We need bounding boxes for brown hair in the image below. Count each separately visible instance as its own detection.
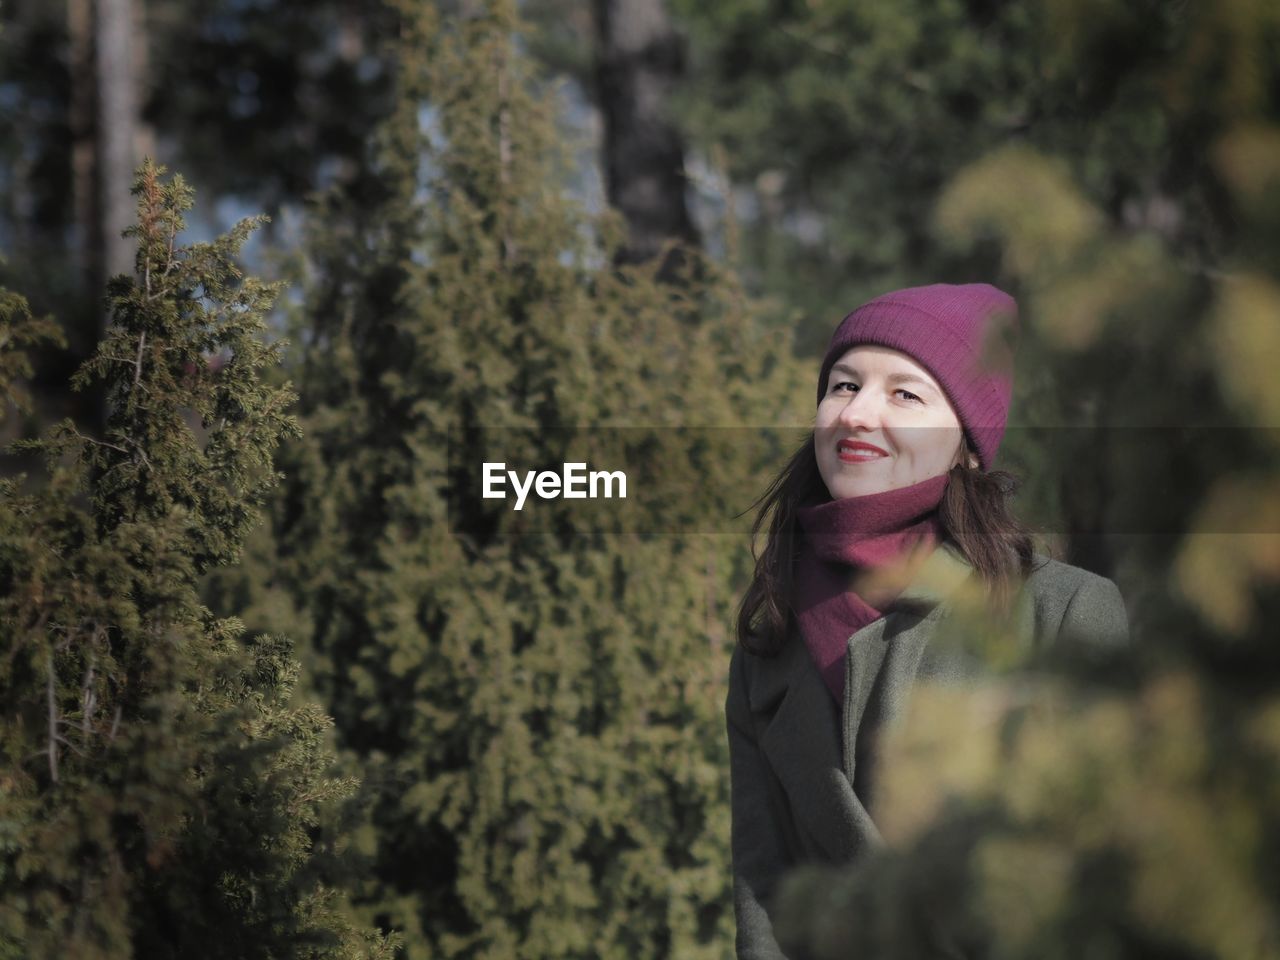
[733,433,1045,657]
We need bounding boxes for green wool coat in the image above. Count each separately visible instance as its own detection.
[725,541,1131,960]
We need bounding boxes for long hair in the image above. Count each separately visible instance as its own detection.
[734,433,1044,657]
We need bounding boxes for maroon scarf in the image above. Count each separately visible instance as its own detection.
[792,472,950,704]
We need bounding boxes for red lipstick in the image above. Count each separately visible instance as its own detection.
[837,439,888,462]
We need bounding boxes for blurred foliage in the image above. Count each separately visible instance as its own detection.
[0,161,397,959]
[0,0,396,233]
[667,0,1222,340]
[143,0,398,216]
[775,669,1280,958]
[767,1,1280,956]
[0,0,85,372]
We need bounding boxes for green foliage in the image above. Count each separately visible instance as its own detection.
[667,0,1200,340]
[216,1,809,957]
[0,160,399,960]
[668,0,1040,334]
[0,283,65,423]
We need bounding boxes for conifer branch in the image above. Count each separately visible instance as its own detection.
[81,654,97,740]
[165,229,176,277]
[133,330,145,390]
[129,439,152,472]
[93,353,144,366]
[70,426,128,454]
[107,704,121,744]
[52,733,88,758]
[68,425,153,472]
[47,650,59,783]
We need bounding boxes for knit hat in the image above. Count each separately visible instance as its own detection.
[815,283,1019,471]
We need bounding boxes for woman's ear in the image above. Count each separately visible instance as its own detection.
[954,442,978,470]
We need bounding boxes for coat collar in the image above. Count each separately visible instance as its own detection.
[747,540,977,863]
[746,541,976,709]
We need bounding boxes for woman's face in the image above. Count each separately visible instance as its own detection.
[815,345,971,500]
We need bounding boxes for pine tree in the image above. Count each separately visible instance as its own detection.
[0,160,400,960]
[234,1,809,956]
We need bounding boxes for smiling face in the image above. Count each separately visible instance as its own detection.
[815,345,974,499]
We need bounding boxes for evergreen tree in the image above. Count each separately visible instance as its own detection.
[225,1,808,956]
[0,160,399,960]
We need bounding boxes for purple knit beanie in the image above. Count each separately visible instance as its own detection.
[815,283,1019,471]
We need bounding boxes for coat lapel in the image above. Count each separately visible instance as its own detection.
[748,541,979,864]
[750,628,886,863]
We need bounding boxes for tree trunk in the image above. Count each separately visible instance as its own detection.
[66,0,145,434]
[592,0,699,281]
[95,0,142,294]
[68,0,97,315]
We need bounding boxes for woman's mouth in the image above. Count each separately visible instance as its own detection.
[837,440,888,463]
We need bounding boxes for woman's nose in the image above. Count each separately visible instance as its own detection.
[836,390,882,431]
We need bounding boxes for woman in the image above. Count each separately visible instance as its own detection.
[726,283,1129,960]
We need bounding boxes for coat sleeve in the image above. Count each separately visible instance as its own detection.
[725,645,793,960]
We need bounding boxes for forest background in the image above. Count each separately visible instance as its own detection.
[2,0,1279,957]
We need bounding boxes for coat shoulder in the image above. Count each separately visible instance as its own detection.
[1020,553,1130,656]
[1022,552,1105,598]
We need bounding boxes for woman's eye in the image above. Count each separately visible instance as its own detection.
[834,381,858,393]
[897,389,921,403]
